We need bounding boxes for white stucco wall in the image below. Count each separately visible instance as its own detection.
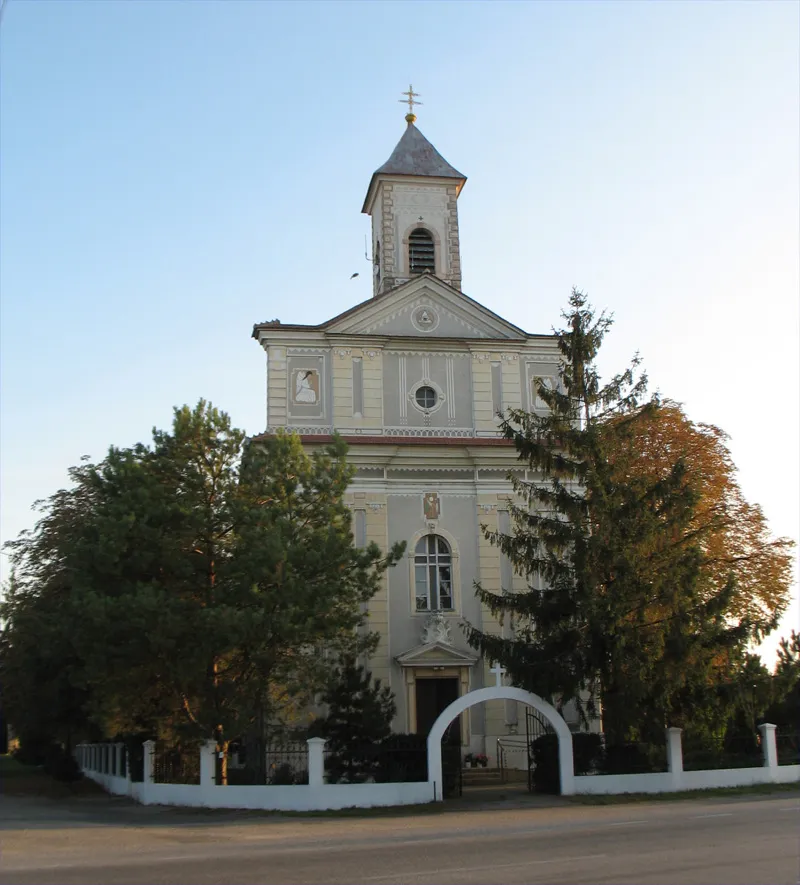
[574,765,800,795]
[391,183,451,279]
[81,767,433,811]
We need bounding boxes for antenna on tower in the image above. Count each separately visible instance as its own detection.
[364,234,373,263]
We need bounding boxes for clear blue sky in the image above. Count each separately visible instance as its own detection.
[1,0,798,660]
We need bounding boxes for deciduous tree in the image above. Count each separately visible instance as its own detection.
[600,402,793,642]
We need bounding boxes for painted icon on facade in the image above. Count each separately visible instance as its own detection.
[293,369,320,405]
[423,491,441,520]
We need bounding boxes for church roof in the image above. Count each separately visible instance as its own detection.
[251,274,539,340]
[362,122,467,212]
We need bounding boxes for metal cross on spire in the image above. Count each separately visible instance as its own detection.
[399,84,422,123]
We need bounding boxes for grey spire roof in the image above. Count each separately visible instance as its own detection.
[362,122,466,212]
[375,122,466,180]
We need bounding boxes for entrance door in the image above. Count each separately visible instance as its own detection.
[415,677,460,739]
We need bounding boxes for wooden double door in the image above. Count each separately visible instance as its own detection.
[415,677,460,740]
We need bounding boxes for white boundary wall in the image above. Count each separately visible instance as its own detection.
[77,739,433,811]
[574,724,799,795]
[574,765,800,795]
[77,722,798,810]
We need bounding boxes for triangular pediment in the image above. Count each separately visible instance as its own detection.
[395,640,478,668]
[325,276,528,340]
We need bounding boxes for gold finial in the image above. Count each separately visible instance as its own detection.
[399,84,422,123]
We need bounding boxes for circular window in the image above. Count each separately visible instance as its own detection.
[415,386,437,409]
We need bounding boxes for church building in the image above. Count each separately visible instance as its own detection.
[252,100,568,759]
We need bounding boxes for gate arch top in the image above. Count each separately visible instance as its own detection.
[426,686,575,797]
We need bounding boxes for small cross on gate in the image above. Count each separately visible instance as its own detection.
[490,662,506,688]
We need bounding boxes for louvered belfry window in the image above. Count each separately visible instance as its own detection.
[408,228,435,275]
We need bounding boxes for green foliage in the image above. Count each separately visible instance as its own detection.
[465,290,750,744]
[764,631,800,731]
[530,734,560,793]
[1,401,404,755]
[309,658,397,783]
[374,733,429,784]
[0,571,99,757]
[530,731,663,794]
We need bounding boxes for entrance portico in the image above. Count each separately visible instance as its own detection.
[395,640,477,744]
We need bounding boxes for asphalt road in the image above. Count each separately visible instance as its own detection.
[2,791,798,884]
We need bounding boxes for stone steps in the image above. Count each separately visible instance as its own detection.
[462,766,504,786]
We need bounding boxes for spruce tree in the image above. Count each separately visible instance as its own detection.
[464,290,746,744]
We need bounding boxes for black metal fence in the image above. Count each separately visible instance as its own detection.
[776,732,800,766]
[681,734,762,771]
[225,740,309,786]
[265,742,309,785]
[127,743,144,783]
[323,740,428,785]
[320,735,461,797]
[151,743,201,785]
[529,732,668,792]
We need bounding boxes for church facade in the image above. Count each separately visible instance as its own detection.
[252,111,569,758]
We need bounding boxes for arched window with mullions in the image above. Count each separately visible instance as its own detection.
[408,228,435,275]
[414,535,453,612]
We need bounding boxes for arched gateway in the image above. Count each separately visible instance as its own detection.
[426,686,575,798]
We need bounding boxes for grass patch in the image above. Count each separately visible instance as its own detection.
[570,781,800,805]
[152,799,449,821]
[0,754,105,799]
[0,754,35,778]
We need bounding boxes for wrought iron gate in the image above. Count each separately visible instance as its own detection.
[525,706,556,792]
[441,735,462,798]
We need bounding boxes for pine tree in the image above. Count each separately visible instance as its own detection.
[309,659,396,783]
[2,402,404,778]
[464,290,746,744]
[764,631,800,734]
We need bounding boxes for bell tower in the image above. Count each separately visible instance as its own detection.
[362,88,467,297]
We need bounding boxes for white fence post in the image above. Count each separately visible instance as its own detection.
[200,740,217,788]
[758,723,778,771]
[115,743,124,778]
[142,740,155,785]
[307,737,326,788]
[666,727,683,789]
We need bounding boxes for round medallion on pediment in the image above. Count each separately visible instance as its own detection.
[411,306,440,333]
